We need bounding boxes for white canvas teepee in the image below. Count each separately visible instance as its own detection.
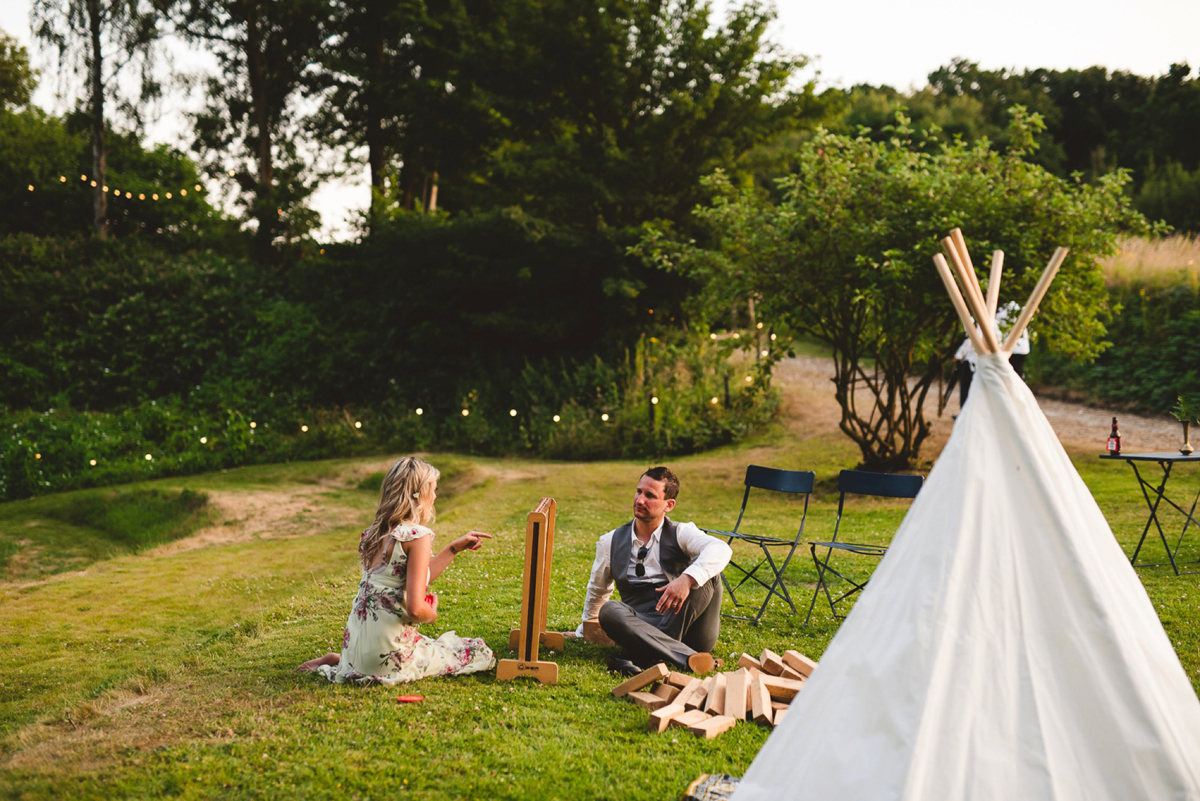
[733,232,1200,800]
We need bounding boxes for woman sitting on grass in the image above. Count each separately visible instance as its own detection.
[296,456,496,683]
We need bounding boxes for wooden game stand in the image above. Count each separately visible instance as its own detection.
[497,498,560,685]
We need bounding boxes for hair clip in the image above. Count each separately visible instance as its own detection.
[411,491,420,499]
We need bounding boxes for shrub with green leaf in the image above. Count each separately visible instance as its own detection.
[637,108,1154,469]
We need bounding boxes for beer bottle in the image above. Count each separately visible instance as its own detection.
[1107,417,1121,455]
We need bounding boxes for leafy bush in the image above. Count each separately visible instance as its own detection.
[1029,280,1200,412]
[0,332,776,501]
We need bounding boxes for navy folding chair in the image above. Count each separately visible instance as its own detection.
[804,469,923,625]
[703,465,816,625]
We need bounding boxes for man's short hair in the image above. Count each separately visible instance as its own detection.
[642,466,680,500]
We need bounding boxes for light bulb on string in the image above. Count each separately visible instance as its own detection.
[27,184,33,191]
[461,409,469,417]
[180,189,187,196]
[509,409,517,417]
[89,459,97,466]
[601,413,609,422]
[553,415,561,423]
[354,421,362,429]
[300,425,308,432]
[200,437,207,444]
[90,180,97,187]
[415,408,423,416]
[59,176,66,183]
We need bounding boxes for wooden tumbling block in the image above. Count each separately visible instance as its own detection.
[648,703,687,733]
[770,700,789,712]
[782,650,817,677]
[750,675,773,726]
[665,671,693,688]
[628,691,668,711]
[737,653,764,674]
[772,707,787,727]
[724,669,750,721]
[582,620,617,647]
[496,659,558,685]
[685,677,712,710]
[760,674,804,702]
[668,709,711,730]
[612,663,669,698]
[704,672,727,714]
[673,677,705,708]
[653,683,681,702]
[759,648,786,676]
[689,714,737,740]
[778,664,805,682]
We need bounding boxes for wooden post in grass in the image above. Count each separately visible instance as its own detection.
[498,498,561,685]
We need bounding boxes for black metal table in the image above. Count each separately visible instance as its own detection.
[1099,451,1200,575]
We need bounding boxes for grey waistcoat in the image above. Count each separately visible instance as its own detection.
[611,517,688,597]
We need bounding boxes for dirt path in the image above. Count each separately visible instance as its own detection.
[772,355,1186,455]
[145,459,399,558]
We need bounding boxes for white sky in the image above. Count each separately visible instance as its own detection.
[4,0,1199,241]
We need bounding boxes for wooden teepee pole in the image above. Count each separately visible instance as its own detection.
[1002,247,1069,353]
[933,253,988,356]
[941,236,1000,353]
[985,250,1004,318]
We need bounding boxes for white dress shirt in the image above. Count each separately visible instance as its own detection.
[576,519,732,634]
[955,301,1030,367]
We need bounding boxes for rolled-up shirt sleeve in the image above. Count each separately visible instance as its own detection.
[579,532,615,630]
[677,522,733,588]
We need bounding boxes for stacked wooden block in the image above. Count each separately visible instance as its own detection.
[610,648,818,740]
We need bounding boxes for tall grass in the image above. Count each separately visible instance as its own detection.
[1101,234,1200,290]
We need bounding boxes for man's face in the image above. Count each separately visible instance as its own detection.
[633,475,675,522]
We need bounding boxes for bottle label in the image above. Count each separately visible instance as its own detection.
[1107,436,1120,453]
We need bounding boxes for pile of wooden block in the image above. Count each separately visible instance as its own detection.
[610,648,817,740]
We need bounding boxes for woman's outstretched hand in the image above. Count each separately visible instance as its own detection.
[450,531,493,555]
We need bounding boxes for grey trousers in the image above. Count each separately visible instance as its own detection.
[597,577,722,670]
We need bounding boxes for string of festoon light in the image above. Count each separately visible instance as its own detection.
[24,172,206,202]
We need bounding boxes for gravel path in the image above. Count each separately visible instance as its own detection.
[772,355,1187,455]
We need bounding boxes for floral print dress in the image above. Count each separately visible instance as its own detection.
[317,523,495,685]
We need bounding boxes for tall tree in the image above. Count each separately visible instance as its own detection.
[169,0,329,255]
[0,30,37,109]
[33,0,161,238]
[309,0,488,223]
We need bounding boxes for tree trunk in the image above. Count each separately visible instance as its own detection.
[87,0,107,238]
[426,169,438,212]
[364,3,385,227]
[244,0,274,254]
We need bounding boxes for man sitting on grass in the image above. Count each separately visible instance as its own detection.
[576,466,731,677]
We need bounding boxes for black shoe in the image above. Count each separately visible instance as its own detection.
[607,655,643,678]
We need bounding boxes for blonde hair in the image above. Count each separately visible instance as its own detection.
[359,456,440,568]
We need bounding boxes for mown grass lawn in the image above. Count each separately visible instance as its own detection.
[1,414,1198,799]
